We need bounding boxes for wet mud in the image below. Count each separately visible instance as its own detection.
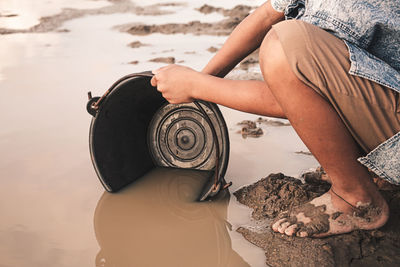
[237,120,263,139]
[256,117,290,127]
[149,56,176,64]
[238,51,260,70]
[1,1,258,72]
[121,5,251,36]
[236,118,291,139]
[207,46,219,53]
[234,171,400,267]
[0,13,18,18]
[295,151,313,156]
[0,0,178,34]
[128,41,148,48]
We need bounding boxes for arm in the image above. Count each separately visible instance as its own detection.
[151,65,285,118]
[202,1,284,77]
[151,1,286,117]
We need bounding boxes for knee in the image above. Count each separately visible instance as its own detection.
[259,28,290,89]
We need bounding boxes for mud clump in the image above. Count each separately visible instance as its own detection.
[234,171,400,266]
[0,0,178,34]
[236,117,291,139]
[237,120,263,139]
[196,4,253,19]
[125,20,239,36]
[149,57,175,64]
[128,41,148,48]
[234,172,329,220]
[207,46,219,53]
[124,5,252,36]
[0,13,18,17]
[256,117,290,127]
[295,150,313,156]
[196,4,224,14]
[239,51,259,70]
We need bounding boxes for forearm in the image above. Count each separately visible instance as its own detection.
[192,72,285,118]
[202,1,284,77]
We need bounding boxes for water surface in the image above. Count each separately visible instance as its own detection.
[0,1,318,266]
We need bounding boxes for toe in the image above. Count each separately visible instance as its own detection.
[278,222,291,233]
[272,218,287,232]
[297,231,309,238]
[284,224,299,236]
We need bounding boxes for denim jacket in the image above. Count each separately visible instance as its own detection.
[271,0,400,184]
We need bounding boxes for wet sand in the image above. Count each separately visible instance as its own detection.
[234,172,400,266]
[0,1,318,266]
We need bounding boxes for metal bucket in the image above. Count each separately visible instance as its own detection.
[86,71,230,201]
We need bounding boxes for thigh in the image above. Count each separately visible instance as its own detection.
[272,19,400,153]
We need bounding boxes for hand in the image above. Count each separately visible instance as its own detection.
[150,64,199,104]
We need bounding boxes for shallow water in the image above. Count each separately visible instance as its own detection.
[0,0,111,29]
[94,168,249,267]
[0,1,318,266]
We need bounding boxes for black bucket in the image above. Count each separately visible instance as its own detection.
[87,71,230,201]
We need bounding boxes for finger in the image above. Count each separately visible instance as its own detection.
[150,76,158,87]
[156,83,164,92]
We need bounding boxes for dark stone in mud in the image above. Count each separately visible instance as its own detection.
[234,172,400,266]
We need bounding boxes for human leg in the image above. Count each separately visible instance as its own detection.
[258,21,395,237]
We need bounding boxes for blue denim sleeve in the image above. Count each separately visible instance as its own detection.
[358,132,400,185]
[271,0,291,12]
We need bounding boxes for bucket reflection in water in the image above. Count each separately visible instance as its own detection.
[93,168,249,267]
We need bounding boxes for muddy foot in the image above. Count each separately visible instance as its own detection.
[271,190,389,237]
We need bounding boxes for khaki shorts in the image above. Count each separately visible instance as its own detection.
[272,20,400,154]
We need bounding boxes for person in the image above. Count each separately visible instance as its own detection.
[150,0,400,238]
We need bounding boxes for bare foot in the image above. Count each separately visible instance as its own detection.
[271,189,389,237]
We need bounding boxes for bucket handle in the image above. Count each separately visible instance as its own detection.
[87,71,154,114]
